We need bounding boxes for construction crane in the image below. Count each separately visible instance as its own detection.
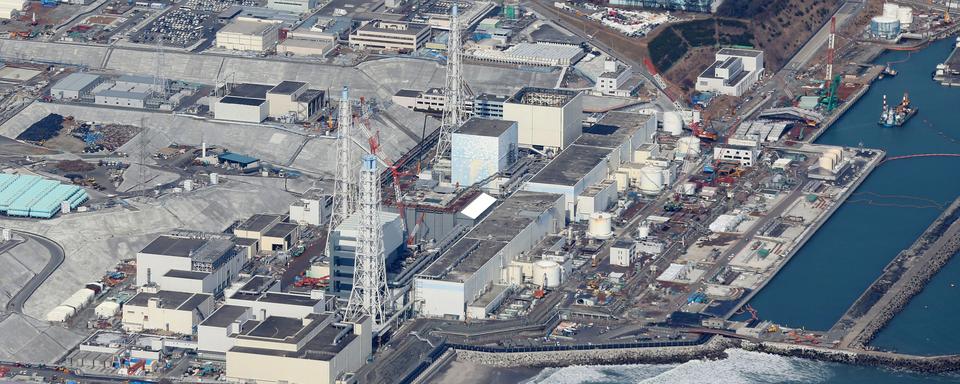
[820,17,840,113]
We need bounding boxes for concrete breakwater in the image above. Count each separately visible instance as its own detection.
[744,341,960,374]
[833,197,960,349]
[454,337,737,368]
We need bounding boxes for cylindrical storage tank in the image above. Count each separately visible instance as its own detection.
[95,301,120,319]
[870,16,901,39]
[532,260,562,288]
[183,179,193,192]
[209,173,219,185]
[681,181,697,195]
[882,3,899,17]
[897,7,912,26]
[507,264,523,285]
[638,165,665,195]
[663,112,683,136]
[829,148,843,163]
[587,212,613,239]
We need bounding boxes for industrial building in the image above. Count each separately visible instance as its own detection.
[225,313,371,384]
[225,276,325,320]
[0,0,24,19]
[289,194,331,226]
[595,60,639,96]
[94,90,150,108]
[135,233,249,295]
[0,174,88,218]
[415,190,565,320]
[266,0,314,13]
[327,211,404,297]
[277,38,334,56]
[349,20,430,52]
[524,111,657,220]
[610,239,636,267]
[451,118,518,187]
[696,48,765,97]
[503,87,583,151]
[197,305,255,356]
[713,145,759,167]
[216,19,281,52]
[50,73,103,100]
[233,214,301,252]
[472,93,508,119]
[217,152,261,171]
[121,289,214,334]
[469,42,586,67]
[214,82,323,123]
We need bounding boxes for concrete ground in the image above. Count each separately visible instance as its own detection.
[0,313,86,364]
[0,237,50,309]
[0,176,298,320]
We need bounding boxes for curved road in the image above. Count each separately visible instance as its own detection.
[3,231,65,314]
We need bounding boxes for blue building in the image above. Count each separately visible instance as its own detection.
[0,174,88,218]
[451,118,518,188]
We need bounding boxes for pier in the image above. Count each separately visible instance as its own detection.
[830,197,960,349]
[933,38,960,86]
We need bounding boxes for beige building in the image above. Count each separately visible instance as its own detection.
[217,19,280,52]
[121,289,214,335]
[277,38,334,57]
[0,0,24,19]
[233,214,301,252]
[225,313,371,384]
[266,81,324,122]
[349,20,429,52]
[502,87,583,151]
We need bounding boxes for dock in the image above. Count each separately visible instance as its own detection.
[808,65,883,142]
[831,197,960,349]
[934,38,960,86]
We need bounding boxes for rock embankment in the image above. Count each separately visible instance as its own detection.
[455,337,737,368]
[744,342,960,374]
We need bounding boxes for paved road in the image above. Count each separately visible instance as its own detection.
[4,231,65,314]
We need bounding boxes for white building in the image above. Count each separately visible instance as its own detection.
[328,211,404,297]
[266,0,315,13]
[502,87,583,151]
[225,313,371,384]
[215,96,268,122]
[197,305,255,356]
[524,111,656,220]
[610,239,636,267]
[415,191,565,320]
[233,214,301,252]
[0,0,24,19]
[713,145,758,167]
[136,233,246,295]
[695,48,764,97]
[596,60,633,95]
[289,195,331,226]
[50,73,103,100]
[94,90,150,108]
[225,275,325,320]
[469,42,586,67]
[216,19,280,52]
[451,118,518,188]
[349,20,429,52]
[121,289,214,334]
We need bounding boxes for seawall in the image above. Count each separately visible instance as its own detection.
[744,341,960,374]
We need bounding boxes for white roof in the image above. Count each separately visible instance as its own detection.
[656,263,687,282]
[461,193,497,220]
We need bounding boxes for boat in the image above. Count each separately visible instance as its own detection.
[878,93,917,127]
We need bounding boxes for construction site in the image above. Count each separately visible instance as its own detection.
[0,0,957,383]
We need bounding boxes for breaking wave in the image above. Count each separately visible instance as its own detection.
[522,349,831,384]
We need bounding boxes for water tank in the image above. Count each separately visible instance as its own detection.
[677,136,702,158]
[663,112,683,136]
[818,154,835,171]
[829,148,843,163]
[183,179,193,192]
[897,6,912,26]
[638,165,665,195]
[587,212,613,239]
[882,2,899,17]
[209,172,219,185]
[870,16,901,39]
[681,181,697,195]
[532,260,562,288]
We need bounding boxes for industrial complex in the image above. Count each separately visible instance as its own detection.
[0,0,957,383]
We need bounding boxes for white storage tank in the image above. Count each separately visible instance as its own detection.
[676,136,702,158]
[819,155,835,171]
[870,16,901,39]
[183,179,194,192]
[95,301,121,319]
[662,112,683,136]
[587,212,613,239]
[638,165,665,195]
[637,222,650,239]
[532,260,562,288]
[209,172,219,185]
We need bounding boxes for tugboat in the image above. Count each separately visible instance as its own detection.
[878,93,917,127]
[878,65,898,79]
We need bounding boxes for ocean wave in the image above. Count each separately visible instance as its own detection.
[524,349,831,384]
